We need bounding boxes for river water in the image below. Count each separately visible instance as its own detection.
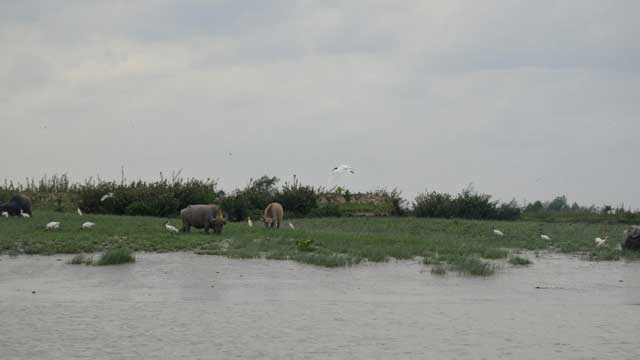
[1,253,639,359]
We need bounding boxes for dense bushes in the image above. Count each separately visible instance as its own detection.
[222,175,320,221]
[413,187,521,220]
[77,178,218,217]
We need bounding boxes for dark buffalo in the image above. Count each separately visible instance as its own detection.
[180,204,226,234]
[0,194,32,217]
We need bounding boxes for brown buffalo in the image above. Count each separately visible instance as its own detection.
[263,202,284,229]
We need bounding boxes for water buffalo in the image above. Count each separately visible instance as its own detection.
[0,194,32,217]
[180,204,225,234]
[263,202,284,228]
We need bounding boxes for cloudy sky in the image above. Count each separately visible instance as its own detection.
[1,0,639,207]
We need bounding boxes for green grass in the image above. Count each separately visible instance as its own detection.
[450,257,496,276]
[1,210,637,269]
[481,248,509,259]
[509,256,532,266]
[96,247,135,265]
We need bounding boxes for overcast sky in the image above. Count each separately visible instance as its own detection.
[1,1,639,207]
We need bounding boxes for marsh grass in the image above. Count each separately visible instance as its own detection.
[509,256,532,266]
[0,210,635,269]
[430,264,448,275]
[585,248,621,261]
[481,248,509,259]
[68,253,93,265]
[450,257,496,276]
[96,247,135,265]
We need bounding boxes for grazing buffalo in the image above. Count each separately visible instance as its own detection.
[263,202,284,229]
[0,194,32,217]
[180,204,225,234]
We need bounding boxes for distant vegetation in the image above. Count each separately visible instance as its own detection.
[1,173,639,223]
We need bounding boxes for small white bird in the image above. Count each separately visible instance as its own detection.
[81,222,96,229]
[541,234,551,241]
[100,193,114,202]
[20,209,31,218]
[165,221,179,233]
[289,222,295,230]
[247,217,253,228]
[77,208,83,216]
[46,221,60,230]
[331,164,355,174]
[595,236,608,247]
[493,229,504,236]
[1,211,8,218]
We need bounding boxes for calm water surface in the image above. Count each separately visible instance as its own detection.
[1,253,639,359]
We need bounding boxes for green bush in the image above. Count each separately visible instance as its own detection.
[308,204,343,218]
[276,176,318,217]
[414,187,521,221]
[96,248,135,265]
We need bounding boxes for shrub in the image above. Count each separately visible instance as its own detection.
[414,186,520,221]
[96,248,135,265]
[276,176,318,217]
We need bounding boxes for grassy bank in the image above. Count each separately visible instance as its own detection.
[0,211,637,269]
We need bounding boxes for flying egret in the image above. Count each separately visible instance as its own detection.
[595,236,608,247]
[328,164,355,188]
[541,234,551,241]
[100,193,114,202]
[46,221,60,230]
[81,222,96,229]
[289,222,295,230]
[20,210,31,218]
[493,229,504,236]
[247,217,253,228]
[77,208,83,216]
[1,211,8,218]
[331,164,355,174]
[165,221,180,233]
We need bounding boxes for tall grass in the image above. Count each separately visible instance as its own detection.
[96,248,135,265]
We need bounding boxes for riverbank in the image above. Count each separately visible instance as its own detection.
[1,211,638,269]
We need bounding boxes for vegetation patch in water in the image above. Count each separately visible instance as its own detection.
[96,248,135,265]
[509,256,532,266]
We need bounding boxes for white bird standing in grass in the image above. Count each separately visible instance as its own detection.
[77,208,83,216]
[20,210,31,218]
[100,193,114,202]
[1,211,8,218]
[541,234,551,241]
[289,222,295,230]
[595,236,608,247]
[493,229,504,236]
[247,217,253,228]
[165,221,179,233]
[81,222,95,229]
[46,221,60,230]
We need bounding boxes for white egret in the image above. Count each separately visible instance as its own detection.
[77,208,83,216]
[81,222,96,229]
[165,221,180,233]
[100,193,114,202]
[46,221,60,230]
[247,217,253,228]
[331,164,355,174]
[1,211,8,218]
[20,210,31,218]
[595,236,608,247]
[493,229,504,236]
[541,234,551,241]
[289,222,295,230]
